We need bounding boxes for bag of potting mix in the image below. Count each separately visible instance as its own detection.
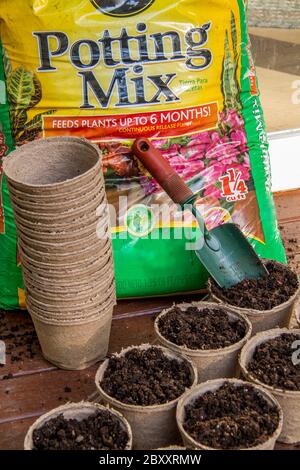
[0,0,286,308]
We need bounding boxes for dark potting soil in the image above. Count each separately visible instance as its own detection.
[279,225,300,273]
[157,306,247,350]
[183,382,280,449]
[248,333,300,391]
[32,410,129,450]
[100,347,193,406]
[210,260,298,310]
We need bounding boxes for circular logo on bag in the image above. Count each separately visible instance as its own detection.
[125,205,155,237]
[90,0,154,17]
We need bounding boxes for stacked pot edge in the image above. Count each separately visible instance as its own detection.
[3,136,116,370]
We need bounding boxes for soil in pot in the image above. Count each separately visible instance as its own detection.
[32,409,129,450]
[210,260,298,311]
[100,346,193,406]
[247,333,300,391]
[157,305,246,350]
[183,382,280,449]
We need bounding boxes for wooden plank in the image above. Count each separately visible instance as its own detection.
[0,314,156,422]
[0,297,198,378]
[0,417,36,450]
[279,223,300,253]
[274,190,300,223]
[108,313,156,355]
[0,367,98,424]
[275,442,300,451]
[0,310,54,378]
[0,314,158,450]
[250,35,300,76]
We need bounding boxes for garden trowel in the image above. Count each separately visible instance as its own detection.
[133,138,268,288]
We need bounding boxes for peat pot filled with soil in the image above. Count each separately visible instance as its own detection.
[95,344,198,450]
[239,328,300,444]
[155,302,252,382]
[24,402,132,450]
[209,260,299,334]
[176,378,283,450]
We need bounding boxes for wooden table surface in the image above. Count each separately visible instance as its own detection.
[0,190,299,450]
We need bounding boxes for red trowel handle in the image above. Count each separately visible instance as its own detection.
[133,138,193,205]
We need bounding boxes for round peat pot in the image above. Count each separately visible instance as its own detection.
[21,261,114,293]
[18,237,111,265]
[155,302,252,383]
[13,209,101,234]
[8,173,105,212]
[239,328,300,444]
[24,402,132,450]
[21,256,114,292]
[208,261,300,334]
[95,344,198,450]
[16,212,110,242]
[17,229,109,255]
[25,275,115,310]
[24,281,116,314]
[176,378,283,450]
[7,169,104,204]
[3,137,102,195]
[24,267,115,301]
[26,285,116,324]
[26,298,116,328]
[10,190,106,224]
[29,306,114,369]
[25,276,115,312]
[20,249,114,280]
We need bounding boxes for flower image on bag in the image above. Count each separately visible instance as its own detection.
[0,0,285,308]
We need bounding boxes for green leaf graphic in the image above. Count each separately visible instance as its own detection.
[231,12,238,66]
[222,32,237,110]
[10,108,27,139]
[221,13,242,112]
[161,135,192,150]
[7,66,36,109]
[29,76,42,108]
[2,48,12,79]
[17,109,56,143]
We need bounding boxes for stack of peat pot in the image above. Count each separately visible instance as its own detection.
[3,136,115,370]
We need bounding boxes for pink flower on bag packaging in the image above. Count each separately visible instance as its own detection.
[139,108,251,197]
[220,109,245,130]
[179,145,207,160]
[206,143,240,165]
[231,130,247,146]
[203,162,226,182]
[168,158,205,180]
[204,185,222,199]
[187,131,212,146]
[243,153,250,166]
[229,164,251,182]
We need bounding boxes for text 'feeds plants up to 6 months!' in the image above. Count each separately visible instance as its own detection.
[0,0,285,308]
